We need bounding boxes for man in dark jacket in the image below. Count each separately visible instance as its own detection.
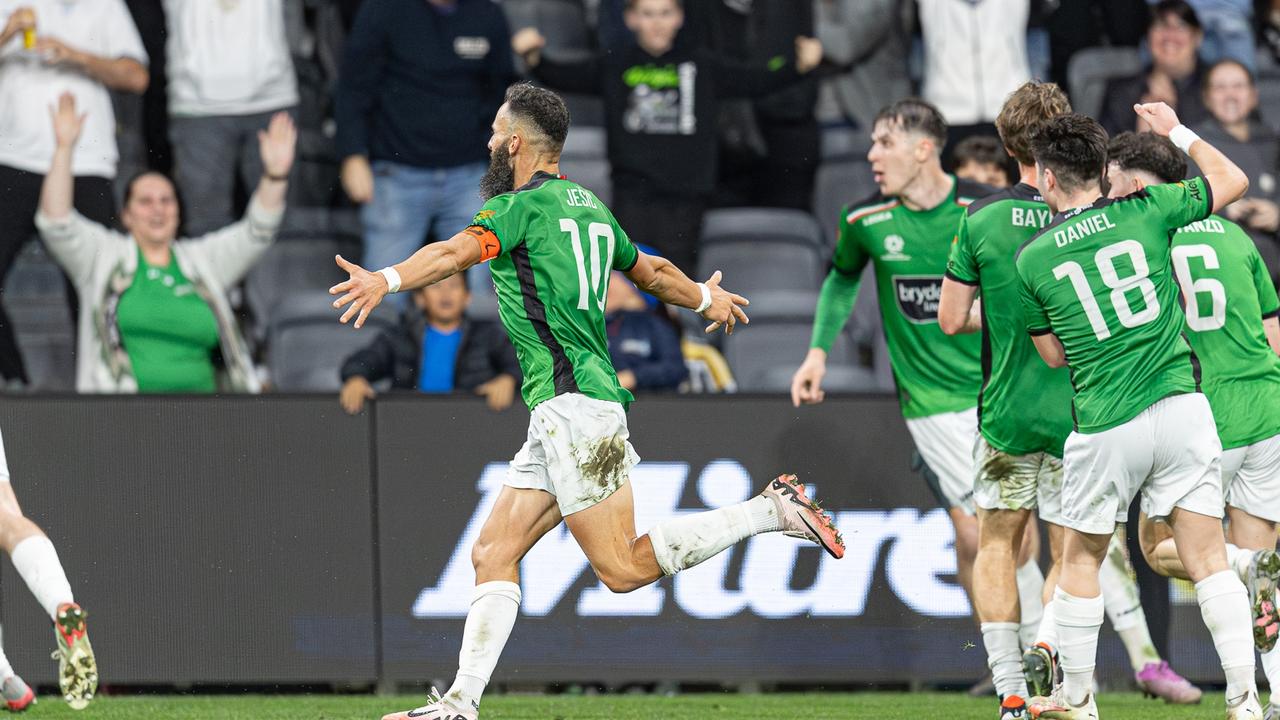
[511,0,821,271]
[338,273,519,413]
[606,272,687,392]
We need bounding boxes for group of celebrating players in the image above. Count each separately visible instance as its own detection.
[791,83,1280,720]
[328,78,1280,720]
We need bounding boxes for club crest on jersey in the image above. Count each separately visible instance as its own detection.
[893,276,942,323]
[881,234,911,262]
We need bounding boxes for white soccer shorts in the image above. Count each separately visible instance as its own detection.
[1061,392,1224,535]
[906,407,978,515]
[1221,432,1280,524]
[972,437,1064,525]
[506,393,640,516]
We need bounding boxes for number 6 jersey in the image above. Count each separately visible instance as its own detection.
[1015,177,1213,433]
[469,170,639,411]
[1171,215,1280,449]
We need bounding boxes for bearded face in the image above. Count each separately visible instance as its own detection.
[479,142,515,201]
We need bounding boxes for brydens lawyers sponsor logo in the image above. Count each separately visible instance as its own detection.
[412,460,971,620]
[893,276,944,323]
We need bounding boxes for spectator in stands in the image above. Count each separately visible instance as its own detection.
[952,135,1011,188]
[1182,0,1253,69]
[335,0,514,309]
[512,0,822,272]
[605,272,686,393]
[36,94,296,394]
[714,0,821,211]
[813,0,912,132]
[1190,58,1280,278]
[338,273,519,414]
[917,0,1031,162]
[0,1,148,389]
[164,0,299,237]
[1099,1,1209,135]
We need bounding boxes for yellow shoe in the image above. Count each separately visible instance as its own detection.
[52,603,96,710]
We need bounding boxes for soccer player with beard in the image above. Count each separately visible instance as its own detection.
[1016,107,1260,719]
[331,82,845,720]
[1106,130,1280,719]
[791,98,1041,639]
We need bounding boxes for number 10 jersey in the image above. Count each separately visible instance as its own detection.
[469,170,640,411]
[1015,178,1213,433]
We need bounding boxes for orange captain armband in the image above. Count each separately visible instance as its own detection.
[465,225,501,262]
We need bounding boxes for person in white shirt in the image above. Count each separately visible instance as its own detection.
[0,0,147,389]
[164,0,299,236]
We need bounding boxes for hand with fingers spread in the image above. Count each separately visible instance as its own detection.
[699,270,750,335]
[49,91,85,150]
[330,254,389,329]
[258,111,297,179]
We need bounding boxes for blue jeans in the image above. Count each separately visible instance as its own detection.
[361,160,487,309]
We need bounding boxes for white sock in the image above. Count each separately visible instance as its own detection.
[1016,559,1045,648]
[1224,543,1252,581]
[982,622,1028,700]
[1036,600,1059,651]
[0,627,13,682]
[1194,570,1257,701]
[444,581,521,710]
[10,536,74,620]
[649,496,776,575]
[1098,538,1160,671]
[1262,644,1280,692]
[1054,587,1104,707]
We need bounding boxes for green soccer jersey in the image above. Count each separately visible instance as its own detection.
[469,171,639,410]
[812,177,985,419]
[1015,177,1214,433]
[1171,216,1280,449]
[946,183,1075,457]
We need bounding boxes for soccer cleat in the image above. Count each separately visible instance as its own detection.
[1000,694,1028,719]
[1,675,34,712]
[1023,642,1058,699]
[52,602,96,710]
[1028,690,1099,719]
[1246,549,1280,652]
[762,474,845,559]
[1134,660,1201,704]
[1226,690,1264,720]
[381,687,478,720]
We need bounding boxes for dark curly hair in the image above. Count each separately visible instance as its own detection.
[1029,113,1108,193]
[505,82,570,154]
[1107,132,1186,185]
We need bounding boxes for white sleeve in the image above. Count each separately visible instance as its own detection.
[105,0,149,65]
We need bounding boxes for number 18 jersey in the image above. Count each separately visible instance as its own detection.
[469,171,639,411]
[1015,178,1213,433]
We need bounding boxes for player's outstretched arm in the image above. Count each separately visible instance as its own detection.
[624,252,750,335]
[938,278,981,335]
[1135,102,1248,212]
[1030,332,1067,369]
[330,231,482,328]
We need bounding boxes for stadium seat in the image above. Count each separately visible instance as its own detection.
[245,237,362,339]
[3,242,75,390]
[1066,47,1142,121]
[697,238,822,300]
[701,207,824,250]
[267,293,393,392]
[813,159,878,250]
[503,0,593,61]
[820,126,871,160]
[722,315,860,391]
[1258,72,1280,133]
[756,363,880,393]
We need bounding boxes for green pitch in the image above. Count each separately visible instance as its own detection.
[7,692,1270,719]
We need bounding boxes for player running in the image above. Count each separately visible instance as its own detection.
[1016,107,1261,719]
[330,83,844,720]
[791,98,1041,626]
[938,82,1198,718]
[1104,130,1280,716]
[0,428,97,710]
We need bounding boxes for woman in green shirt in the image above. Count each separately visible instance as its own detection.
[36,92,296,393]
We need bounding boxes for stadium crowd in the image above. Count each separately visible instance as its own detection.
[0,0,1278,403]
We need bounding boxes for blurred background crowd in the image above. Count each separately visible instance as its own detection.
[3,0,1278,410]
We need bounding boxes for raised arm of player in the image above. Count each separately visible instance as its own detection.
[938,279,982,335]
[330,230,483,328]
[624,252,750,335]
[1134,102,1249,212]
[1030,332,1067,369]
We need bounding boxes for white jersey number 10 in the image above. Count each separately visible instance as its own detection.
[560,218,617,312]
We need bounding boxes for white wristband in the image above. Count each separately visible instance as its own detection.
[694,282,712,314]
[1169,124,1200,155]
[378,267,402,294]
